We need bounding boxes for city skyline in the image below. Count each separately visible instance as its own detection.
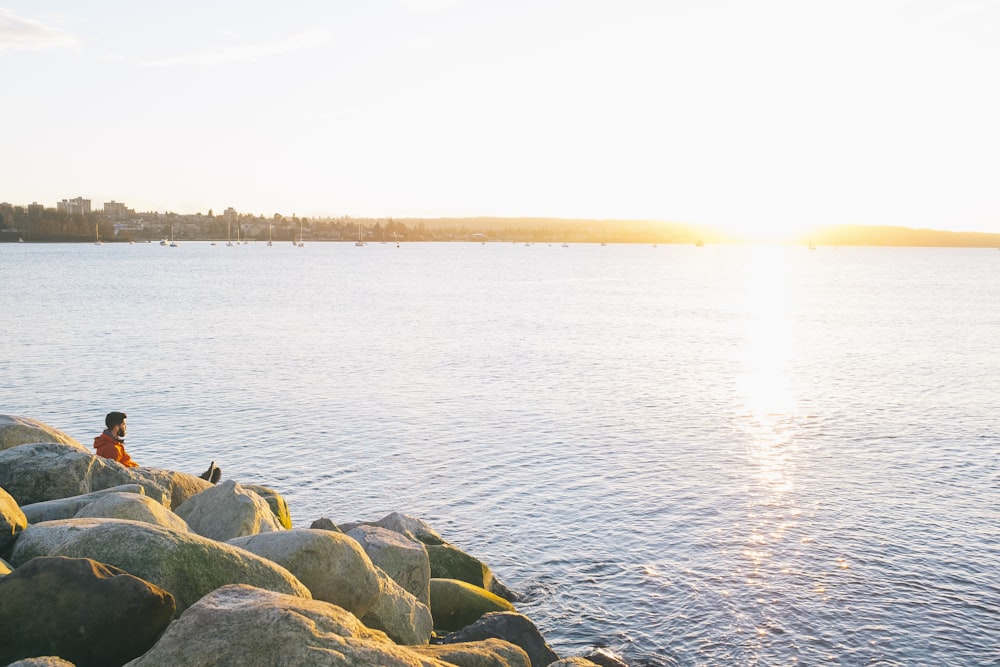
[2,1,999,239]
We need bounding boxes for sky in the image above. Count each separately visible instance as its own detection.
[2,0,999,237]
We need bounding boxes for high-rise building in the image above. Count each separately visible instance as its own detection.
[57,197,91,215]
[104,201,128,219]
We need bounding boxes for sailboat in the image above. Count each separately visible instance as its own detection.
[169,224,179,247]
[226,219,234,246]
[94,224,103,245]
[297,219,304,247]
[355,222,365,247]
[267,224,273,246]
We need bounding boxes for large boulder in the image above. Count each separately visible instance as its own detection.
[21,484,147,523]
[427,543,518,601]
[74,491,190,532]
[0,415,84,452]
[442,612,560,667]
[125,584,456,667]
[8,518,310,614]
[175,479,283,541]
[547,660,601,667]
[408,639,531,667]
[242,484,293,529]
[350,511,446,545]
[581,648,629,667]
[0,556,175,667]
[228,529,380,617]
[0,485,27,555]
[0,442,210,509]
[429,578,516,633]
[5,657,77,666]
[361,568,434,645]
[347,523,431,607]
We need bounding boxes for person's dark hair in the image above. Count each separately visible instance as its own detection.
[105,411,127,429]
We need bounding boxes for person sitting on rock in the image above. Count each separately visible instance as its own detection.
[94,411,221,483]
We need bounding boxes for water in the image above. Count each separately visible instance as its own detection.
[1,241,998,666]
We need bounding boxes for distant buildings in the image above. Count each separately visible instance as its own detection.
[103,200,130,219]
[56,197,91,215]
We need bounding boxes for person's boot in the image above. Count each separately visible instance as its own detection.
[199,461,217,481]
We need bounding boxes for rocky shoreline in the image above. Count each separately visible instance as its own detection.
[0,415,628,667]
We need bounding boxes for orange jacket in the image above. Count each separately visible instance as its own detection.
[93,432,139,468]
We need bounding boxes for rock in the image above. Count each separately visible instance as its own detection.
[409,638,531,667]
[228,528,380,617]
[8,518,310,614]
[0,442,209,510]
[21,485,149,523]
[242,484,293,529]
[0,414,84,452]
[427,543,519,601]
[309,516,342,532]
[74,491,190,532]
[4,657,77,666]
[174,479,283,541]
[0,485,28,556]
[0,556,11,576]
[362,513,518,602]
[0,556,175,667]
[429,578,516,633]
[362,568,434,645]
[347,523,431,606]
[547,659,600,667]
[367,511,446,545]
[124,584,456,667]
[129,467,212,510]
[442,612,560,667]
[581,648,629,667]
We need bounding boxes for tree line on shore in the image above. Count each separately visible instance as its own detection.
[3,204,999,247]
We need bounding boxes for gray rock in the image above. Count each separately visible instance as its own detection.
[547,659,601,667]
[0,414,84,452]
[361,568,434,645]
[409,638,531,667]
[0,485,27,556]
[242,484,293,529]
[428,543,519,602]
[347,523,431,607]
[442,612,560,667]
[74,491,190,532]
[429,578,516,633]
[581,648,629,667]
[124,584,456,667]
[8,518,310,614]
[228,528,380,617]
[0,443,210,510]
[355,512,519,602]
[21,485,147,523]
[368,511,446,545]
[309,516,342,532]
[175,479,283,541]
[0,556,174,667]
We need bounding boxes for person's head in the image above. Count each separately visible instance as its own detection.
[105,411,127,437]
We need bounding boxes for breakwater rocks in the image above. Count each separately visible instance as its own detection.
[0,415,628,667]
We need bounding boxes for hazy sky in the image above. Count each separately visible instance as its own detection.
[3,1,999,236]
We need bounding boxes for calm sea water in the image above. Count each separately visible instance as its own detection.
[1,241,998,666]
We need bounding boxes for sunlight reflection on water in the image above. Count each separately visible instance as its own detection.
[2,243,999,666]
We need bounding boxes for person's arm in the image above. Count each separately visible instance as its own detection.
[116,443,139,468]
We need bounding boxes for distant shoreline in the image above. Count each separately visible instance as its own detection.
[3,215,1000,247]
